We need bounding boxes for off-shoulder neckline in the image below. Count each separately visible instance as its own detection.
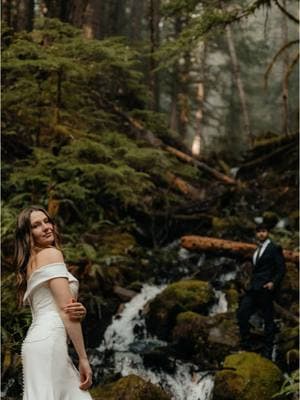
[27,262,66,282]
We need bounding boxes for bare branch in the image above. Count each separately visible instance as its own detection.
[284,52,300,89]
[264,39,299,89]
[274,0,300,24]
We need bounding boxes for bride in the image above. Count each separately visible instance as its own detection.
[15,205,93,399]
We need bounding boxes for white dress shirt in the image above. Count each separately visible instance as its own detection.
[253,239,271,266]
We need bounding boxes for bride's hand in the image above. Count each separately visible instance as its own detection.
[79,358,93,390]
[63,298,87,321]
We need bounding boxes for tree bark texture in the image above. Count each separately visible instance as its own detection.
[165,172,205,200]
[82,0,103,39]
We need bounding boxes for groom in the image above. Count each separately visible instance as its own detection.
[237,223,286,359]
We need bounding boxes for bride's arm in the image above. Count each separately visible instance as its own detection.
[49,277,92,390]
[34,247,92,390]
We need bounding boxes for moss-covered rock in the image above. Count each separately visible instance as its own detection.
[172,311,239,368]
[90,374,171,400]
[225,287,239,312]
[145,280,214,340]
[277,325,299,357]
[279,262,299,307]
[213,352,283,400]
[99,229,137,256]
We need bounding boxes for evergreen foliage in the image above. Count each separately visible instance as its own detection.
[2,18,198,226]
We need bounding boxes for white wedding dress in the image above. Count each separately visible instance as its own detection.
[22,263,92,400]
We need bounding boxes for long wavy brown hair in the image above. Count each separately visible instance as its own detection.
[14,206,61,307]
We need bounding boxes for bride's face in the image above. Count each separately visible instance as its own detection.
[30,211,55,248]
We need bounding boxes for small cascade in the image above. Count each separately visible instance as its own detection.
[209,270,236,316]
[209,290,228,315]
[101,285,166,352]
[98,284,215,400]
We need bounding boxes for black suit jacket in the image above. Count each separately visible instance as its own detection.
[250,241,286,291]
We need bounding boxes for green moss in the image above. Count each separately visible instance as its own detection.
[282,263,299,292]
[158,280,214,310]
[278,326,299,354]
[212,216,254,233]
[225,288,239,312]
[146,280,213,339]
[90,374,171,400]
[214,352,283,400]
[175,311,201,324]
[100,229,136,256]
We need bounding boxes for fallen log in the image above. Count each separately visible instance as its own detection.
[181,235,300,263]
[165,172,205,200]
[239,141,296,170]
[113,285,137,302]
[165,146,237,185]
[109,103,237,186]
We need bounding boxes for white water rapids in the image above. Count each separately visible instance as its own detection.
[97,282,229,400]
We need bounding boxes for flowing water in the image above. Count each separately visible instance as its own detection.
[96,282,228,400]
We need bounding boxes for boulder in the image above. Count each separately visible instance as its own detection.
[90,374,171,400]
[277,325,299,369]
[172,311,239,369]
[278,263,299,307]
[145,280,214,340]
[213,352,283,400]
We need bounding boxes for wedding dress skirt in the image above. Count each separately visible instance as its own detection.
[22,263,92,400]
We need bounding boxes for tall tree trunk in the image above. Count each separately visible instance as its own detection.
[225,24,253,146]
[1,0,13,27]
[82,0,102,39]
[43,0,61,18]
[170,16,190,137]
[10,0,34,32]
[106,0,125,36]
[130,0,144,42]
[149,0,160,111]
[170,69,179,132]
[169,17,182,132]
[192,41,207,156]
[281,0,290,136]
[178,47,190,140]
[63,0,104,39]
[63,0,87,27]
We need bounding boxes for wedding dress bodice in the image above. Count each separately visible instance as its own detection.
[23,263,79,341]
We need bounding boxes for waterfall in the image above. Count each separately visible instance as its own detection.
[209,290,228,315]
[209,270,236,316]
[98,284,214,400]
[101,285,165,352]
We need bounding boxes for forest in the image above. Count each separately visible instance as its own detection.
[1,0,299,399]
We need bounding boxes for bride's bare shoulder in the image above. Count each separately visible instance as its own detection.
[35,247,64,267]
